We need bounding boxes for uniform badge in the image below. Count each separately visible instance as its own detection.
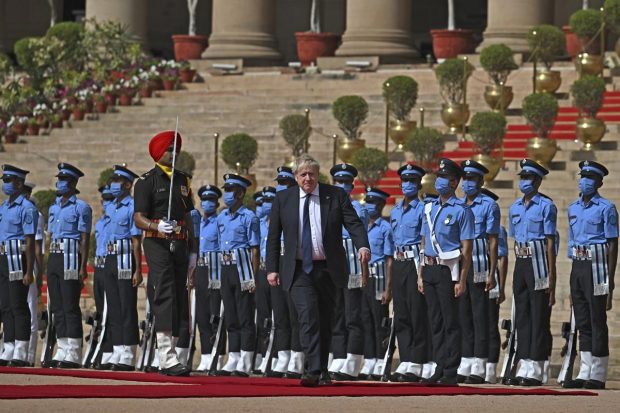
[583,160,589,166]
[341,164,346,170]
[407,164,412,170]
[181,185,188,196]
[444,214,452,225]
[465,160,471,166]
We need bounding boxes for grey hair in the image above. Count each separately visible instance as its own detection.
[294,154,320,174]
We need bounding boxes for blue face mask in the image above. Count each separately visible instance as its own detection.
[434,177,452,196]
[262,202,273,217]
[56,180,71,195]
[255,204,264,218]
[461,180,479,197]
[335,182,353,194]
[201,200,218,214]
[579,177,597,196]
[2,182,16,196]
[365,203,381,219]
[110,182,123,197]
[276,184,288,193]
[519,179,534,195]
[401,181,418,198]
[223,191,237,207]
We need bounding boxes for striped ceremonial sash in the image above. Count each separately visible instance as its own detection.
[6,240,24,281]
[233,248,255,292]
[372,261,387,301]
[207,251,221,289]
[115,239,133,280]
[343,238,362,289]
[472,237,490,284]
[529,240,549,291]
[59,239,80,281]
[589,244,609,296]
[489,268,500,299]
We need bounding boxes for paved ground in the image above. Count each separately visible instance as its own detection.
[1,372,620,413]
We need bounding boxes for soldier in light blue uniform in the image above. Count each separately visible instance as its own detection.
[195,185,223,372]
[457,160,500,384]
[418,158,474,385]
[0,165,37,367]
[563,161,618,390]
[216,173,260,376]
[390,163,431,382]
[359,187,394,380]
[507,159,557,386]
[329,163,369,380]
[47,163,92,368]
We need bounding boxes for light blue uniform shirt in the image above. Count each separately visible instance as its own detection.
[260,216,269,260]
[216,205,260,251]
[200,214,219,253]
[422,196,475,257]
[390,198,424,247]
[508,193,557,243]
[342,199,368,239]
[567,193,619,254]
[462,193,500,239]
[94,214,110,256]
[368,217,394,265]
[104,195,141,242]
[48,195,92,239]
[191,209,201,240]
[0,194,38,241]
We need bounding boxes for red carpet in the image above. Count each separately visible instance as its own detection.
[0,367,596,399]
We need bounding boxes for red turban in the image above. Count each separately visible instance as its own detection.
[149,130,183,161]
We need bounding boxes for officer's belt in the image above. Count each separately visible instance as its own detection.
[94,256,106,268]
[394,244,419,261]
[50,238,79,253]
[259,259,266,271]
[514,241,532,258]
[221,250,241,265]
[0,241,26,255]
[106,239,132,254]
[144,219,187,240]
[572,245,592,261]
[423,255,442,266]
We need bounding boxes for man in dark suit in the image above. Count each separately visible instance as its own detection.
[266,155,370,387]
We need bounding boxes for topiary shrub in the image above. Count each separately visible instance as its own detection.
[522,92,559,138]
[14,37,39,71]
[349,147,388,186]
[605,0,620,34]
[527,25,566,70]
[469,112,507,155]
[435,58,475,104]
[0,53,12,84]
[279,114,311,157]
[382,76,418,121]
[221,133,258,174]
[404,127,445,170]
[176,150,196,176]
[571,75,606,117]
[570,9,603,38]
[32,189,57,222]
[98,167,114,188]
[332,95,368,139]
[479,44,518,85]
[47,21,85,69]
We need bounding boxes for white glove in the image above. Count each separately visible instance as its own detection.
[157,220,174,234]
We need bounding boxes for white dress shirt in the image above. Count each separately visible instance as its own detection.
[297,185,326,261]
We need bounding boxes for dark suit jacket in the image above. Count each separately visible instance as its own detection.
[265,183,370,291]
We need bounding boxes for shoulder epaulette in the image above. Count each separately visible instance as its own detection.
[539,193,553,202]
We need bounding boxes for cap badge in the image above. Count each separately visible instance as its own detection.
[407,164,412,170]
[341,164,346,170]
[583,160,589,166]
[466,160,471,166]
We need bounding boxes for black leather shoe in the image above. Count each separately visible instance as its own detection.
[284,371,302,379]
[503,376,522,386]
[370,374,382,381]
[95,362,113,371]
[562,379,585,389]
[231,370,249,377]
[144,365,159,373]
[319,370,332,386]
[213,369,232,376]
[332,372,357,381]
[457,374,467,383]
[520,378,542,386]
[358,373,369,381]
[59,361,81,369]
[402,373,421,383]
[465,375,485,385]
[390,372,406,382]
[300,372,320,387]
[0,359,10,367]
[8,359,29,367]
[264,370,285,378]
[438,376,458,385]
[160,363,191,377]
[421,370,443,384]
[584,379,605,389]
[112,363,135,372]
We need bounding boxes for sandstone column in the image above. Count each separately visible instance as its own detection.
[202,0,281,65]
[85,0,148,45]
[336,0,418,62]
[477,0,555,53]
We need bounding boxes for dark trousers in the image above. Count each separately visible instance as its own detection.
[330,289,347,359]
[361,277,390,359]
[571,260,609,357]
[47,253,82,338]
[271,283,292,352]
[392,259,429,364]
[488,298,501,363]
[255,268,271,355]
[331,286,364,357]
[286,292,302,352]
[459,264,489,359]
[220,265,256,352]
[93,266,112,354]
[104,255,139,346]
[195,265,216,354]
[0,255,30,341]
[177,289,191,348]
[513,257,550,361]
[423,264,461,378]
[143,238,188,335]
[289,261,336,374]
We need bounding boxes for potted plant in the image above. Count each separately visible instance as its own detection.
[383,76,419,150]
[50,113,63,128]
[528,25,566,93]
[332,95,368,162]
[468,111,507,182]
[27,117,40,136]
[522,92,559,166]
[430,0,475,60]
[162,61,179,91]
[435,58,474,133]
[279,113,311,166]
[94,94,108,114]
[118,77,138,106]
[172,0,209,61]
[479,44,518,112]
[221,133,259,190]
[4,117,19,143]
[605,0,620,56]
[101,84,118,106]
[295,0,341,66]
[349,147,388,187]
[179,61,196,83]
[33,102,52,128]
[12,116,28,136]
[564,1,593,58]
[570,8,603,54]
[72,101,87,121]
[571,75,607,149]
[404,127,446,195]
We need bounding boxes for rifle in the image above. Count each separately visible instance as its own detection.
[40,293,57,368]
[208,302,226,375]
[261,315,275,375]
[81,310,101,368]
[137,299,156,371]
[380,314,396,382]
[557,308,577,385]
[187,288,197,369]
[500,296,518,384]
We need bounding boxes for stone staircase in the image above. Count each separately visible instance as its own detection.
[4,61,620,383]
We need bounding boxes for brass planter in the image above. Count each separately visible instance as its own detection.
[284,154,296,168]
[483,85,514,112]
[472,153,502,183]
[441,103,470,134]
[243,173,257,193]
[535,70,562,94]
[420,172,437,197]
[337,138,366,164]
[576,116,606,150]
[525,137,557,167]
[389,120,417,150]
[576,54,604,77]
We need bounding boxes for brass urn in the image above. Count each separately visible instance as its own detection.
[576,54,604,77]
[284,154,296,168]
[576,116,606,150]
[420,172,437,196]
[525,137,557,167]
[441,103,470,134]
[535,70,562,94]
[483,85,514,112]
[473,153,502,183]
[337,137,366,163]
[389,119,417,150]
